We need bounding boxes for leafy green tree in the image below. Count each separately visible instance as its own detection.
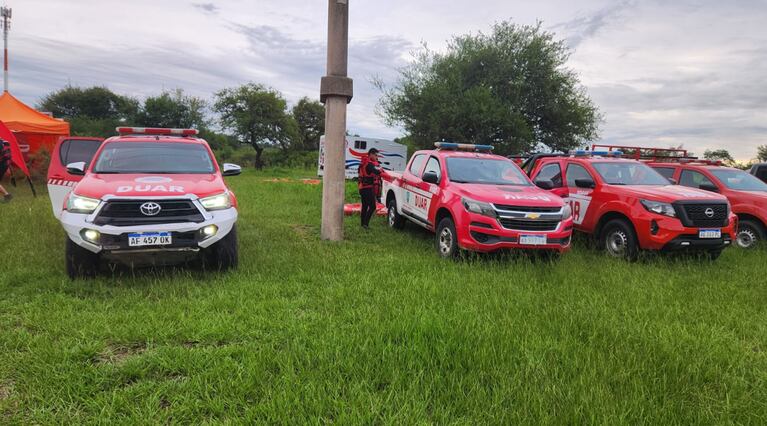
[376,21,600,155]
[136,89,208,130]
[37,86,139,137]
[704,149,735,166]
[291,97,325,151]
[213,83,298,168]
[756,145,767,162]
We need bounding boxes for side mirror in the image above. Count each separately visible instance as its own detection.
[534,178,554,190]
[699,182,719,193]
[66,161,86,176]
[574,178,596,189]
[222,163,242,176]
[422,171,440,184]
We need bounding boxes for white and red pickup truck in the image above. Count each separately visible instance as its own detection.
[49,127,241,278]
[382,143,574,259]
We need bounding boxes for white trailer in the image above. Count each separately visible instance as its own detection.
[317,135,407,179]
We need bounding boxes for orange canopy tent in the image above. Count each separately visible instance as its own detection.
[0,91,70,163]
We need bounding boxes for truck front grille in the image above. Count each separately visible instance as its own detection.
[93,200,205,226]
[674,203,728,228]
[498,218,560,231]
[493,204,561,213]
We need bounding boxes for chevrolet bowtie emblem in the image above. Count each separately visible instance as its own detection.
[526,213,541,219]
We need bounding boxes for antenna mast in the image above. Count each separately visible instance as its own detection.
[1,5,11,92]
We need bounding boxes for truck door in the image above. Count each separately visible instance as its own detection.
[47,137,103,218]
[401,154,429,223]
[564,162,596,228]
[534,161,568,198]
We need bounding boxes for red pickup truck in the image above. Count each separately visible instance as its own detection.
[525,150,737,260]
[382,143,574,259]
[645,159,767,249]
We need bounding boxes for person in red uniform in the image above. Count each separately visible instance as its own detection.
[358,148,382,229]
[0,141,12,202]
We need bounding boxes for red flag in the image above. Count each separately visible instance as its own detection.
[0,119,30,177]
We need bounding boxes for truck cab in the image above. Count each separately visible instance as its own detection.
[527,150,737,260]
[382,143,574,259]
[648,160,767,249]
[47,136,104,218]
[57,127,242,278]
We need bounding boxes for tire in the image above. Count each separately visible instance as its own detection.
[735,219,765,249]
[203,225,239,271]
[599,219,639,261]
[435,217,459,259]
[65,237,100,279]
[387,198,405,229]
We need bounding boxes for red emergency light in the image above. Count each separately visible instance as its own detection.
[116,127,199,136]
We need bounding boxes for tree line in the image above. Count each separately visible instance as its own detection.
[38,85,325,169]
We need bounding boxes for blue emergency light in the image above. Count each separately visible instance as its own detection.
[569,150,623,157]
[435,142,494,152]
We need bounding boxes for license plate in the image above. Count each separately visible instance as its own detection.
[699,229,721,239]
[128,232,172,247]
[520,234,547,245]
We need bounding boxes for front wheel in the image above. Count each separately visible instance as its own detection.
[736,219,765,249]
[435,217,459,259]
[203,225,239,271]
[599,219,639,261]
[387,198,405,229]
[65,237,100,279]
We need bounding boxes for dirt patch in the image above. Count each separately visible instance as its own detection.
[0,380,14,401]
[94,342,147,365]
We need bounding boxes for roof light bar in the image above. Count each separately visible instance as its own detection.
[435,142,494,152]
[116,127,199,136]
[569,150,623,157]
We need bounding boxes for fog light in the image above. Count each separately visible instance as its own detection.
[201,225,218,238]
[650,220,659,235]
[81,229,101,244]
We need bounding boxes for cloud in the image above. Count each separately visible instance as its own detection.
[552,0,634,48]
[192,2,218,14]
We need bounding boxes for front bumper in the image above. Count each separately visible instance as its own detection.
[457,213,574,254]
[634,212,737,251]
[61,207,238,254]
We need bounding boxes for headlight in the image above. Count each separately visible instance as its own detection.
[562,204,572,220]
[66,194,100,214]
[640,200,676,217]
[461,197,496,218]
[200,192,232,211]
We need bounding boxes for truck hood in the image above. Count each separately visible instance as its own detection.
[453,183,564,207]
[614,185,727,202]
[73,173,227,199]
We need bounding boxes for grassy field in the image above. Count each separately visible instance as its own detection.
[1,169,766,424]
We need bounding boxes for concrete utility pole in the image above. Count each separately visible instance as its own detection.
[1,6,11,92]
[320,0,353,241]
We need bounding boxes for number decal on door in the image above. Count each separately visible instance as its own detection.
[567,194,591,226]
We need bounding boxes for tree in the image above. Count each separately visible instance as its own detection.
[136,89,208,130]
[376,21,600,155]
[213,83,297,168]
[757,145,767,163]
[704,149,735,166]
[37,86,139,137]
[291,97,325,151]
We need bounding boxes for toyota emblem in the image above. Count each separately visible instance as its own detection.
[704,208,715,218]
[140,202,162,216]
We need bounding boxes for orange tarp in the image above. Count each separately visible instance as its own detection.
[0,91,70,158]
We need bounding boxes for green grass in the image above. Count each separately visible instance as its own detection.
[1,169,766,424]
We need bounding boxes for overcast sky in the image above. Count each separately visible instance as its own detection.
[8,0,767,160]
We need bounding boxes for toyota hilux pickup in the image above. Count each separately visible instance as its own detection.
[382,143,574,259]
[55,127,241,278]
[525,150,737,260]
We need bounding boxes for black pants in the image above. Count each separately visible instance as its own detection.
[360,187,376,227]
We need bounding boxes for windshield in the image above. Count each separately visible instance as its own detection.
[710,169,767,191]
[446,157,530,186]
[93,142,215,174]
[592,162,670,185]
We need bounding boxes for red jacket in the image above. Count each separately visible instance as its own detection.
[358,156,382,191]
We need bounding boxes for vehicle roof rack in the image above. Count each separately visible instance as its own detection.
[590,144,725,166]
[434,142,494,152]
[569,150,624,157]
